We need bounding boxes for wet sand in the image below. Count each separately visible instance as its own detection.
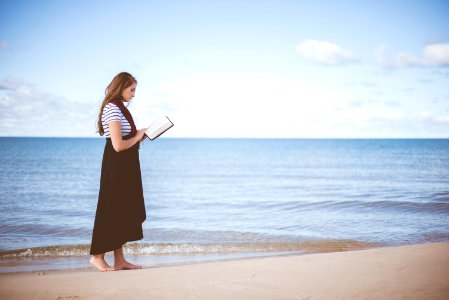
[1,243,448,300]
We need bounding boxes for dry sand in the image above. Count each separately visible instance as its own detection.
[1,242,448,300]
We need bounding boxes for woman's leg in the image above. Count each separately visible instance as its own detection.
[89,253,113,272]
[113,246,142,270]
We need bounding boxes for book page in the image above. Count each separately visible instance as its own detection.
[145,116,173,140]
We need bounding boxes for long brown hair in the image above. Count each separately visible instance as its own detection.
[96,72,137,136]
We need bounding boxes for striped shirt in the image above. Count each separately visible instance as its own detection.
[101,103,132,137]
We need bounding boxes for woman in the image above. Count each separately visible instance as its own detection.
[89,72,148,272]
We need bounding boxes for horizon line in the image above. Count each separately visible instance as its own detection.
[1,136,448,140]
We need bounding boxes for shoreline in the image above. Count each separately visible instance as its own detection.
[0,239,382,274]
[1,242,448,299]
[0,250,306,275]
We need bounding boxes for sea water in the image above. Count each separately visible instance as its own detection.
[1,138,448,272]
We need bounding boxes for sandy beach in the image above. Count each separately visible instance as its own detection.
[1,243,448,300]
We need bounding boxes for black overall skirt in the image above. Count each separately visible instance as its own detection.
[90,136,146,255]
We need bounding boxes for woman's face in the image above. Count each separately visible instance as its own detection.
[122,83,136,102]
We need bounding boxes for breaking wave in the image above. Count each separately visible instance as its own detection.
[0,240,379,259]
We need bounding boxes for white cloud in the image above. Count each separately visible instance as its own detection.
[0,40,7,49]
[0,77,97,136]
[422,43,449,66]
[374,43,449,68]
[295,40,357,65]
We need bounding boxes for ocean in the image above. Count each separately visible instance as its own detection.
[1,137,448,273]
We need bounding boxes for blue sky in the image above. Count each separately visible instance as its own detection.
[0,0,448,137]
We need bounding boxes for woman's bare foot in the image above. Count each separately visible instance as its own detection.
[114,260,142,271]
[113,246,142,270]
[89,255,113,272]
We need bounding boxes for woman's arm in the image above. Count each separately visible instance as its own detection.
[108,121,147,152]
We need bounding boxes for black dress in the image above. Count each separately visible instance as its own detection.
[89,135,146,255]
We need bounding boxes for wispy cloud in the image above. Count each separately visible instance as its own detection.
[374,43,449,69]
[0,77,21,90]
[0,40,7,49]
[348,100,365,108]
[330,109,449,137]
[295,40,357,65]
[0,77,97,136]
[373,44,394,69]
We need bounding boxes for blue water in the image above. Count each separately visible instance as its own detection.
[0,138,449,271]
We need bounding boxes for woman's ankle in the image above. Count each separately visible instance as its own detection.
[91,253,105,259]
[114,247,125,261]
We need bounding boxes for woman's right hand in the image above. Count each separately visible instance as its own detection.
[137,128,149,142]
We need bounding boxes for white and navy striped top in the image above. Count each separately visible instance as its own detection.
[101,103,132,137]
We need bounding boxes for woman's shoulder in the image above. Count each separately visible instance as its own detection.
[103,102,121,114]
[104,102,118,109]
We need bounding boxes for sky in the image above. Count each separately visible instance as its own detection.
[0,0,448,138]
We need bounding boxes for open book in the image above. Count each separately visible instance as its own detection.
[144,116,174,140]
